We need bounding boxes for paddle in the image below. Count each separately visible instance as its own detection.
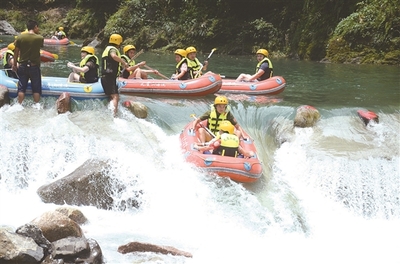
[195,48,216,78]
[143,65,170,80]
[132,49,144,60]
[52,53,59,60]
[219,75,237,79]
[190,114,216,138]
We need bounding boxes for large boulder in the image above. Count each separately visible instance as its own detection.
[56,92,71,114]
[31,211,83,242]
[294,105,321,127]
[0,230,44,263]
[37,159,141,210]
[0,20,18,35]
[123,100,148,119]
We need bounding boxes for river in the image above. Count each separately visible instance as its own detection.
[1,37,399,263]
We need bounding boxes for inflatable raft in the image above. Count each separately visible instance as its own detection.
[0,70,107,100]
[219,76,286,95]
[357,109,379,125]
[118,72,222,97]
[0,47,57,63]
[180,120,263,183]
[44,37,70,45]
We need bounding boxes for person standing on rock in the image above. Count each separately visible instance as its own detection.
[12,20,44,106]
[100,34,128,116]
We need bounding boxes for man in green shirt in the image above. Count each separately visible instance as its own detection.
[12,20,44,106]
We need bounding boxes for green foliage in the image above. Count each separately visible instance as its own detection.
[327,0,400,64]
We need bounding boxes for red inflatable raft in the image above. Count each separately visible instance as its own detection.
[180,120,263,183]
[0,47,57,63]
[44,37,70,45]
[118,72,222,97]
[357,110,379,125]
[219,76,286,95]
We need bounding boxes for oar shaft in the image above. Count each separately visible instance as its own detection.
[143,65,169,79]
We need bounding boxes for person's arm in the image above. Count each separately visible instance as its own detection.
[174,63,188,80]
[192,112,209,130]
[246,69,265,81]
[11,47,19,72]
[67,62,90,73]
[127,61,146,72]
[110,50,128,69]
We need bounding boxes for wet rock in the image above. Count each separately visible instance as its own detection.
[294,105,321,127]
[55,207,88,225]
[36,159,141,210]
[118,241,193,258]
[123,100,148,119]
[31,211,83,242]
[56,92,71,114]
[0,85,10,107]
[16,224,52,257]
[0,20,18,35]
[0,230,44,263]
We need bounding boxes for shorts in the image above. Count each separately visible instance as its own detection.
[17,64,42,94]
[101,75,118,95]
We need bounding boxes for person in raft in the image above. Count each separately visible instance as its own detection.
[12,20,44,106]
[120,44,158,79]
[194,120,254,158]
[100,33,129,116]
[192,95,245,143]
[171,48,189,80]
[53,26,67,40]
[236,49,273,82]
[3,43,18,78]
[67,46,99,83]
[186,46,207,78]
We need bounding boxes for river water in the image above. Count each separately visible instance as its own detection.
[1,38,399,263]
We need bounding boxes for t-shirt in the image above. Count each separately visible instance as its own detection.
[15,33,43,65]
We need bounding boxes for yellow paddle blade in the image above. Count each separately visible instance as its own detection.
[52,53,59,60]
[69,40,75,45]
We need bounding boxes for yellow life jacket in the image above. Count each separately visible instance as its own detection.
[207,104,231,134]
[187,57,201,78]
[255,58,273,80]
[175,57,190,80]
[215,133,240,157]
[79,54,99,82]
[2,50,13,67]
[101,46,121,76]
[120,54,136,77]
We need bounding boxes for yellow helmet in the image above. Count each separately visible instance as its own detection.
[256,49,269,57]
[81,46,95,55]
[59,27,64,31]
[214,95,228,105]
[174,49,187,57]
[7,43,15,51]
[219,121,235,134]
[186,46,197,54]
[123,45,136,54]
[109,34,123,45]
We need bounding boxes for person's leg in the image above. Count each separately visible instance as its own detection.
[30,65,42,103]
[110,93,119,116]
[17,65,29,104]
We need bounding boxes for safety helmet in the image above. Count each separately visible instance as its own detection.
[59,27,64,31]
[219,121,235,134]
[256,49,269,57]
[214,95,228,105]
[174,49,187,58]
[81,46,95,55]
[123,45,136,54]
[7,43,15,51]
[186,46,197,54]
[109,34,123,45]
